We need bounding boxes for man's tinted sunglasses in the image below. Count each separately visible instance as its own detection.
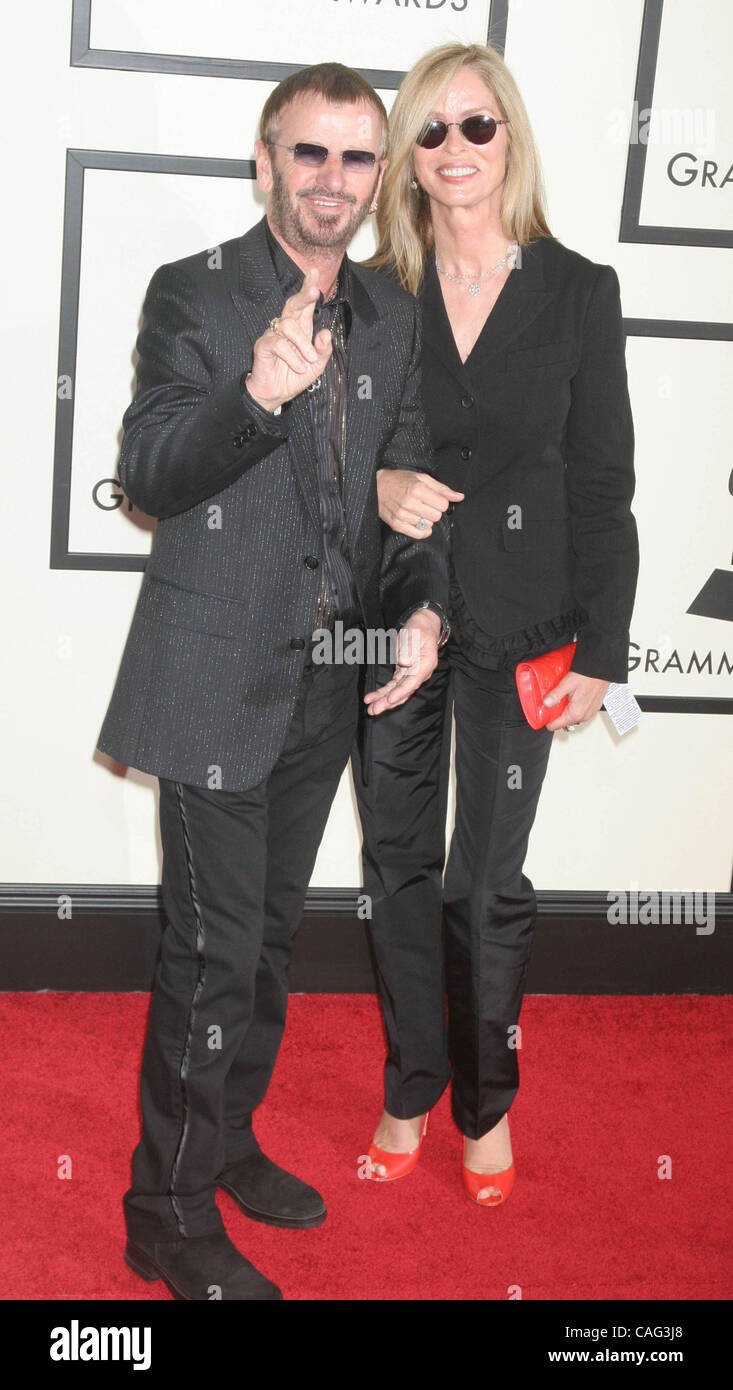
[271,142,377,172]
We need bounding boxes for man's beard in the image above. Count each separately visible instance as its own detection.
[269,164,376,254]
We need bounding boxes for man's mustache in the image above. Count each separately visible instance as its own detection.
[297,189,357,205]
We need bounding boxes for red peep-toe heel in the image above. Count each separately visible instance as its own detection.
[365,1113,430,1182]
[462,1139,515,1206]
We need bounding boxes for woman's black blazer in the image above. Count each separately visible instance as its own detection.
[419,236,639,684]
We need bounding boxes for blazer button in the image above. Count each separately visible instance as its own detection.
[460,446,472,460]
[233,433,245,448]
[290,637,306,650]
[304,554,319,569]
[460,394,475,409]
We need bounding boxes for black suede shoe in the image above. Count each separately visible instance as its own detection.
[217,1152,327,1229]
[124,1231,283,1300]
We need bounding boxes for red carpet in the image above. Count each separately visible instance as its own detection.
[1,993,730,1301]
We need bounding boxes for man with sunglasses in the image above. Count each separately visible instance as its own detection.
[96,62,449,1301]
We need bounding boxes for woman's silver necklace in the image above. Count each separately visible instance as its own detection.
[436,241,518,296]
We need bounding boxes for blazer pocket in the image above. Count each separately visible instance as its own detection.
[506,341,574,372]
[137,573,246,638]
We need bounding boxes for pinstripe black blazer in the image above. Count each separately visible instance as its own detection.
[96,216,449,791]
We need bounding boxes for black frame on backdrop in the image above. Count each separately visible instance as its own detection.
[70,0,505,89]
[623,318,733,717]
[50,148,257,574]
[620,0,732,249]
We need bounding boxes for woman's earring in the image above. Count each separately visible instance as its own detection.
[409,178,418,190]
[370,200,378,213]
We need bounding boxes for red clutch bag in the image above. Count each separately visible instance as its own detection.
[515,642,577,730]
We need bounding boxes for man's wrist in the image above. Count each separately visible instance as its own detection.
[240,371,290,417]
[402,600,450,648]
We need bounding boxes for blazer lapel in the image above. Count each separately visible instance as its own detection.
[229,219,322,533]
[422,239,555,375]
[421,252,468,390]
[464,239,555,366]
[342,262,382,548]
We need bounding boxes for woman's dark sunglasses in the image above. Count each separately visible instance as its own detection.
[271,142,377,172]
[416,115,509,149]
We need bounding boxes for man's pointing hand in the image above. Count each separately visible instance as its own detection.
[245,267,333,413]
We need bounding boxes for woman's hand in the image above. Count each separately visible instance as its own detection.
[376,468,464,539]
[542,673,610,732]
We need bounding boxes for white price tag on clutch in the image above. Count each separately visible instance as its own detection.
[602,683,642,734]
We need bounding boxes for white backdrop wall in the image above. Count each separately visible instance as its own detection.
[1,0,731,891]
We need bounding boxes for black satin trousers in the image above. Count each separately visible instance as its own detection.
[123,651,360,1244]
[352,640,554,1140]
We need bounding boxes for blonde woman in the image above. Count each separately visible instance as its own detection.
[354,43,638,1204]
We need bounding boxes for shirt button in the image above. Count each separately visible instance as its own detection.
[460,394,475,409]
[304,555,319,569]
[460,446,472,460]
[290,637,306,650]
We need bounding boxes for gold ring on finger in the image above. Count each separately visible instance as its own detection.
[269,317,281,335]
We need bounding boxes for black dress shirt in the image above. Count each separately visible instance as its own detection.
[264,222,360,630]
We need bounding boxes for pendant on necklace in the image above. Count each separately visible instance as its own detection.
[468,283,480,296]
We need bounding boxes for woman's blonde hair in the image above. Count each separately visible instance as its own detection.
[368,42,552,295]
